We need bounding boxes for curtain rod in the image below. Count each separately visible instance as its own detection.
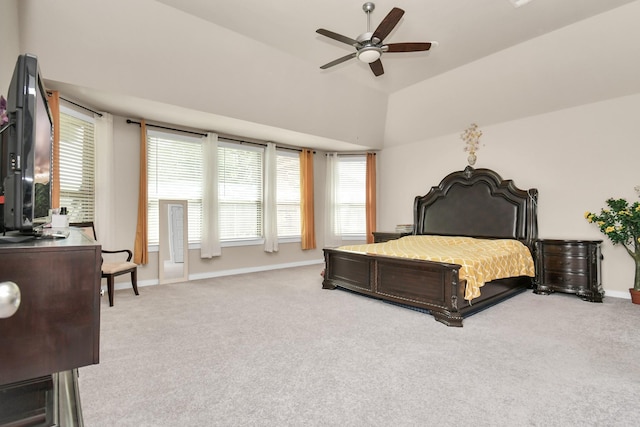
[326,152,376,156]
[220,136,307,153]
[126,119,314,153]
[126,119,205,137]
[58,95,103,117]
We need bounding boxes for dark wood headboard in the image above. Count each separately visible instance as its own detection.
[413,166,538,249]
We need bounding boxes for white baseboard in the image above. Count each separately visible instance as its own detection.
[603,289,631,300]
[187,259,325,281]
[107,259,325,291]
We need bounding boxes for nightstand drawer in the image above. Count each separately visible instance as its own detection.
[543,256,590,273]
[541,244,592,257]
[541,271,588,287]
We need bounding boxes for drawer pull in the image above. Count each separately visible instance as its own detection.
[0,281,21,319]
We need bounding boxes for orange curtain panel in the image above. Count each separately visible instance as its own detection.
[300,149,316,250]
[133,120,148,264]
[366,152,377,243]
[47,91,60,209]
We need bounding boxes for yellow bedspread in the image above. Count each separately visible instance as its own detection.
[338,235,534,301]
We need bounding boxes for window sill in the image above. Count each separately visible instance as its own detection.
[148,237,302,252]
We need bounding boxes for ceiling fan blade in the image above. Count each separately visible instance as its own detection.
[369,59,384,77]
[372,7,405,42]
[320,52,357,69]
[386,42,432,53]
[316,29,360,47]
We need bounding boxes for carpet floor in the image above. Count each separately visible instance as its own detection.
[78,265,640,426]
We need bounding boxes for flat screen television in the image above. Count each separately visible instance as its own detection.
[1,53,53,236]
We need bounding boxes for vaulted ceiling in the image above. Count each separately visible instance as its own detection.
[27,0,637,150]
[154,0,635,94]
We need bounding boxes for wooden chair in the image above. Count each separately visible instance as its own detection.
[70,222,139,306]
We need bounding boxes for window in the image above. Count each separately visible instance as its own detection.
[336,155,366,238]
[146,134,301,246]
[276,150,301,238]
[147,130,203,245]
[218,141,263,241]
[58,107,95,223]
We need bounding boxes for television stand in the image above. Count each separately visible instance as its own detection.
[0,229,101,386]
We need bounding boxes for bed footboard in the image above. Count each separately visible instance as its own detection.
[323,248,466,327]
[323,248,531,327]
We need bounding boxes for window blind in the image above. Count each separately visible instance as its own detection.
[276,150,301,238]
[58,109,95,223]
[218,141,263,241]
[336,156,366,237]
[147,130,203,245]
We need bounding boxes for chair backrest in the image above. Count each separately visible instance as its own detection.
[70,221,98,241]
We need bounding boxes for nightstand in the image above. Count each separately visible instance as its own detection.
[534,239,604,302]
[372,231,412,243]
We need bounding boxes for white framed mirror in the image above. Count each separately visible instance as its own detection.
[159,199,189,284]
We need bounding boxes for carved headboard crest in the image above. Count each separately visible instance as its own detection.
[413,167,538,249]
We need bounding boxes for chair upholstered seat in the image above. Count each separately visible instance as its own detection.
[101,261,138,275]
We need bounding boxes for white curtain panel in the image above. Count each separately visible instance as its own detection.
[200,132,222,258]
[263,142,278,252]
[93,112,114,249]
[324,153,343,248]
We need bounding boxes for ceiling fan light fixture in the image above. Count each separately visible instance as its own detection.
[357,46,382,63]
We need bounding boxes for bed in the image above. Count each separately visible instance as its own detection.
[322,166,538,327]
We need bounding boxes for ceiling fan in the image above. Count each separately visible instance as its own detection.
[316,2,434,77]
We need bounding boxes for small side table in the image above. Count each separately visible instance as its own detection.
[534,239,604,302]
[372,231,412,243]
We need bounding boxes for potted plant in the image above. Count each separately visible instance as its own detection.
[585,192,640,304]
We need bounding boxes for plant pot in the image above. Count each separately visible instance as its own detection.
[630,288,640,305]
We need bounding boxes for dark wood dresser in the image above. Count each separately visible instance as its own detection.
[534,239,604,302]
[0,230,101,425]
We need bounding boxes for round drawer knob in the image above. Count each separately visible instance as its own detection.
[0,281,21,319]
